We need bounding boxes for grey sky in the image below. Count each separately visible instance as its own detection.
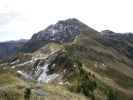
[0,0,133,42]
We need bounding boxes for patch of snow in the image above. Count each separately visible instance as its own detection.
[102,63,105,66]
[17,70,23,74]
[37,63,59,83]
[52,29,58,35]
[63,69,66,73]
[11,66,15,69]
[51,38,55,41]
[74,64,77,68]
[10,59,20,65]
[17,70,32,80]
[59,82,63,85]
[16,60,33,67]
[101,63,107,70]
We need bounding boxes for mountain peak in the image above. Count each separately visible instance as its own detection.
[101,30,115,34]
[21,18,98,52]
[31,18,83,42]
[57,18,81,24]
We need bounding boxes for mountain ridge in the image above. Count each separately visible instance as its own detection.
[0,18,133,100]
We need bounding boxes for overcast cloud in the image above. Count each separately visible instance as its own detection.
[0,0,133,41]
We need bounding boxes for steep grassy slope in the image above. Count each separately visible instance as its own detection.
[62,30,133,99]
[0,70,88,100]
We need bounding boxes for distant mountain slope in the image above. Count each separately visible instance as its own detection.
[100,30,133,68]
[0,39,27,59]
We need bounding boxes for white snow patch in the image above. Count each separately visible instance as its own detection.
[74,64,77,68]
[51,38,55,41]
[102,63,106,67]
[17,70,23,74]
[16,60,33,67]
[63,69,66,73]
[11,66,15,69]
[37,63,59,83]
[52,29,56,35]
[59,82,63,85]
[17,70,32,80]
[10,60,20,65]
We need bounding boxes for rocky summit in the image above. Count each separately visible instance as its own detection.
[32,18,81,42]
[21,18,97,52]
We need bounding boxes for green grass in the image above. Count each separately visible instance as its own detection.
[0,70,88,100]
[91,66,133,89]
[41,84,88,100]
[0,71,26,87]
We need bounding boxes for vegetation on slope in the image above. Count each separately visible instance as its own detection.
[0,69,88,100]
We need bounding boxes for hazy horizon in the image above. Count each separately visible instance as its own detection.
[0,0,133,42]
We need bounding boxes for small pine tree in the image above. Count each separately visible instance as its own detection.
[80,76,97,100]
[107,89,117,100]
[24,88,31,100]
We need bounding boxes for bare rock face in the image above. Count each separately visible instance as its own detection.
[32,18,81,42]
